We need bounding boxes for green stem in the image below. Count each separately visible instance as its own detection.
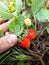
[34,15,37,30]
[32,23,35,29]
[24,0,26,9]
[0,53,12,64]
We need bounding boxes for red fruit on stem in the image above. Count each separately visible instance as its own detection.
[27,30,36,40]
[20,38,30,48]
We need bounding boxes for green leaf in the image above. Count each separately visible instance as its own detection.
[25,63,30,65]
[22,11,31,18]
[17,55,29,61]
[0,30,4,37]
[9,19,20,36]
[31,0,46,14]
[14,28,23,36]
[0,0,9,5]
[17,61,25,65]
[16,0,23,13]
[0,2,13,20]
[46,26,49,34]
[13,0,23,16]
[9,16,24,36]
[26,0,32,6]
[36,8,49,22]
[18,15,24,27]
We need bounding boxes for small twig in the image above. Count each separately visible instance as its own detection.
[40,59,45,65]
[37,22,49,40]
[39,47,49,65]
[27,49,40,58]
[41,47,49,59]
[14,47,23,54]
[32,42,38,52]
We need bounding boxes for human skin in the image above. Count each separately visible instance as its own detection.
[0,33,17,54]
[0,18,17,54]
[0,18,14,32]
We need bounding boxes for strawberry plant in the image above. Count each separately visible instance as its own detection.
[0,0,49,65]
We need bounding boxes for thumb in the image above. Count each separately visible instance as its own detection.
[0,34,17,54]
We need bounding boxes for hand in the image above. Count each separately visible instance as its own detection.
[0,32,17,54]
[0,18,17,54]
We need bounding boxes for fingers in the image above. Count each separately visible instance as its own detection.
[5,32,10,35]
[0,18,16,54]
[0,34,17,54]
[0,18,14,32]
[0,18,5,24]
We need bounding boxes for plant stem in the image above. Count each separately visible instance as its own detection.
[34,15,37,30]
[0,52,12,64]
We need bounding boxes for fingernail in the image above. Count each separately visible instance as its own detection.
[5,32,10,35]
[8,34,17,46]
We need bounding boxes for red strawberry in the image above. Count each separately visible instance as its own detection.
[20,38,30,48]
[27,30,36,40]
